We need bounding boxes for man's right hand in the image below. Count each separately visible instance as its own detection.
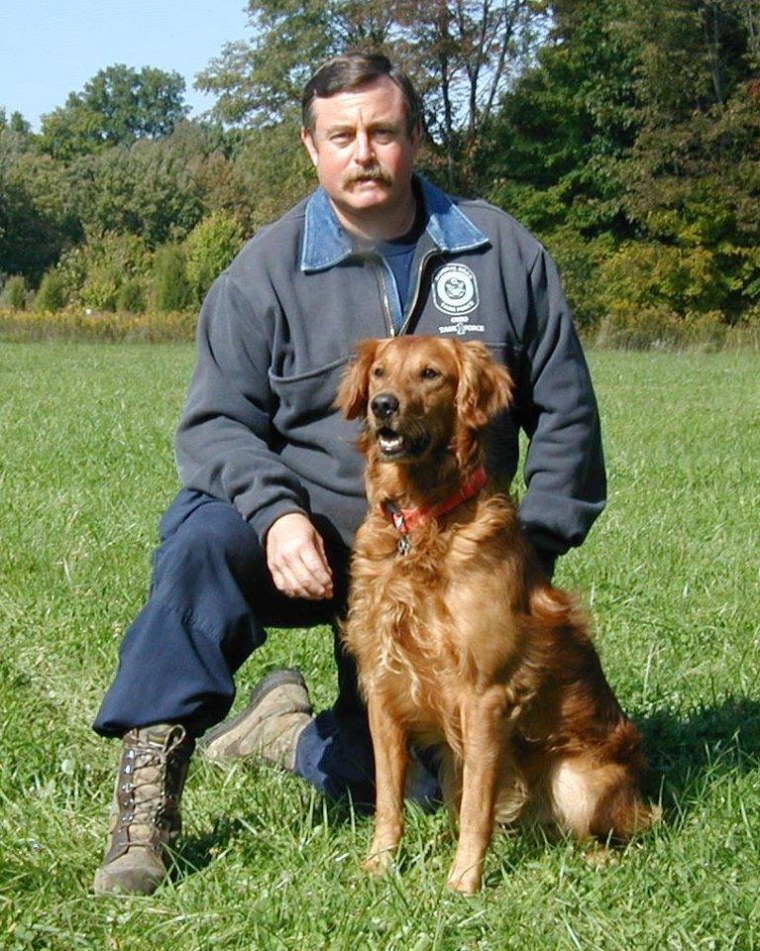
[265,512,334,600]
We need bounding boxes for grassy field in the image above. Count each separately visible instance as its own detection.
[0,341,758,950]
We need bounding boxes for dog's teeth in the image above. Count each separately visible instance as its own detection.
[379,434,404,452]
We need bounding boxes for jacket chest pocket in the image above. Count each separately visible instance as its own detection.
[268,357,349,433]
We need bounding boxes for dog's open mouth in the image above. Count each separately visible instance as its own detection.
[376,426,431,460]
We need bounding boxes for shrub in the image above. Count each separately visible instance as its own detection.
[33,269,68,311]
[56,232,151,311]
[152,244,193,313]
[116,278,146,313]
[595,307,731,351]
[1,275,28,310]
[596,240,736,325]
[184,212,244,304]
[80,269,120,312]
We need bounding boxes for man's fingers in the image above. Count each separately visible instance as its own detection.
[266,513,334,600]
[271,552,333,599]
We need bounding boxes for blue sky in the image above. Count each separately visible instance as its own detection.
[0,0,252,129]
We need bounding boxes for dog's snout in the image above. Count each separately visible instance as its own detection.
[370,393,400,420]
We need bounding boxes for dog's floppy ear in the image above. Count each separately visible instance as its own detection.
[335,339,380,419]
[456,341,513,429]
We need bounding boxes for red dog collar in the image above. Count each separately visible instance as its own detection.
[381,466,488,550]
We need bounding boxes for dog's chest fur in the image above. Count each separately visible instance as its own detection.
[344,495,526,742]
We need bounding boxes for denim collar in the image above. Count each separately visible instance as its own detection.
[301,176,489,273]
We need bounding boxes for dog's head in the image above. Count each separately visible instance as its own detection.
[336,336,513,466]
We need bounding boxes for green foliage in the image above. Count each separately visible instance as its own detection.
[153,244,193,313]
[198,0,551,186]
[117,277,147,314]
[197,0,333,126]
[72,138,205,247]
[2,6,759,337]
[0,274,27,310]
[0,108,32,134]
[184,212,245,303]
[0,130,82,280]
[228,117,314,230]
[39,64,190,161]
[484,0,760,330]
[58,232,151,313]
[33,268,68,312]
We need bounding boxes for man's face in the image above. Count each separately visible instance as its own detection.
[301,77,420,239]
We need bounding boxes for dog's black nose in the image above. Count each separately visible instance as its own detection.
[370,393,399,420]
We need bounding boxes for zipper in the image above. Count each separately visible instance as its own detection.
[370,244,439,338]
[369,257,398,337]
[398,247,438,337]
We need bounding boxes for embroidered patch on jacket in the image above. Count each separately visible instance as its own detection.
[432,264,479,316]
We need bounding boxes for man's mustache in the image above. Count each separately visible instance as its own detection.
[343,165,393,186]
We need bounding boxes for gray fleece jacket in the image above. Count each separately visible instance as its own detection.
[175,176,606,566]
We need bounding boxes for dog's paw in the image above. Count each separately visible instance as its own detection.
[362,848,396,876]
[446,863,483,895]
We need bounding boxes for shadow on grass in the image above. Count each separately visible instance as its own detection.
[170,815,250,882]
[171,695,759,883]
[638,694,760,809]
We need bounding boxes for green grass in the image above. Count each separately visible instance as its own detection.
[1,342,758,950]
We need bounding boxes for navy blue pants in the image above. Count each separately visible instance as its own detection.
[93,489,384,804]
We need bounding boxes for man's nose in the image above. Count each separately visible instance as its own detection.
[353,131,375,163]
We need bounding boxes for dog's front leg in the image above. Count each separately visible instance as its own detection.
[447,689,513,894]
[364,693,409,875]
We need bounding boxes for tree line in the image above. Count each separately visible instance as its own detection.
[1,0,758,341]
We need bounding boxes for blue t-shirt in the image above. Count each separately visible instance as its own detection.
[355,204,426,330]
[377,239,416,327]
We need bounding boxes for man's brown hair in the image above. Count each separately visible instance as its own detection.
[301,53,422,137]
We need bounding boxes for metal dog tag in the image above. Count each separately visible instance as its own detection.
[397,534,411,556]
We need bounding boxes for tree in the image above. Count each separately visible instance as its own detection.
[0,109,32,135]
[39,65,190,160]
[55,231,151,312]
[33,269,68,311]
[397,0,551,186]
[608,0,760,325]
[0,129,82,282]
[1,274,28,309]
[484,0,760,328]
[197,0,550,187]
[197,0,395,126]
[71,137,204,247]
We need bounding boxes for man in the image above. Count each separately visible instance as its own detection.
[92,53,605,896]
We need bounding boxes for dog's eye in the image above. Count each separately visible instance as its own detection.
[372,366,385,378]
[421,367,440,380]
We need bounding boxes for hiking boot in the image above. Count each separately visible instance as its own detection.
[200,669,313,772]
[93,723,194,897]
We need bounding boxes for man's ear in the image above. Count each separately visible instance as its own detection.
[301,127,319,168]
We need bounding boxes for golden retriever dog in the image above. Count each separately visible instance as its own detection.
[336,335,657,894]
